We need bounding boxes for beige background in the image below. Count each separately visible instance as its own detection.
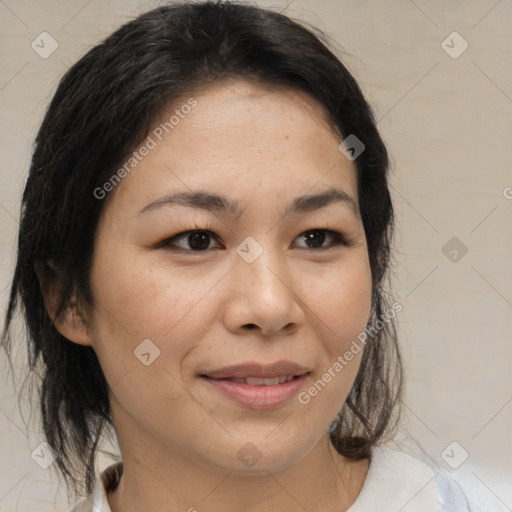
[1,1,511,510]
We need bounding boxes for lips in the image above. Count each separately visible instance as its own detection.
[202,361,310,380]
[200,361,310,409]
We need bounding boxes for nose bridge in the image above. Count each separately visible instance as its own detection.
[227,236,302,334]
[237,238,290,303]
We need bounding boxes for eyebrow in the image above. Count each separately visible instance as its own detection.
[137,187,358,218]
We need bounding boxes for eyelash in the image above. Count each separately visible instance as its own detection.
[157,224,353,252]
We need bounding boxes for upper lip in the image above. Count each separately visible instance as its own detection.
[202,361,310,379]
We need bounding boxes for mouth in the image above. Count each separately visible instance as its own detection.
[218,375,299,385]
[199,362,310,409]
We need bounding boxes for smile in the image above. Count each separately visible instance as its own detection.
[201,373,309,409]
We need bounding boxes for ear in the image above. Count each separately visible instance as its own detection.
[38,260,93,346]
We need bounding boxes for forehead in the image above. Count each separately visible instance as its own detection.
[103,80,358,217]
[165,79,342,151]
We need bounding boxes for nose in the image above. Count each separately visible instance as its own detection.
[221,246,305,337]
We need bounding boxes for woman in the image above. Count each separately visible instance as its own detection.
[1,2,469,511]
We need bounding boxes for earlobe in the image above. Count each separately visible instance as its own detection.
[52,300,92,346]
[39,260,93,347]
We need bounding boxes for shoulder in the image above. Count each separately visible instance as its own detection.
[348,446,470,512]
[68,500,93,512]
[68,461,122,512]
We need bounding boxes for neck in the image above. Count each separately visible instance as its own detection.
[107,430,368,512]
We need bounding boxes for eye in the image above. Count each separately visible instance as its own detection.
[158,227,351,253]
[292,229,351,250]
[159,230,222,252]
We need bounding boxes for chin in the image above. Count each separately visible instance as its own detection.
[207,435,315,476]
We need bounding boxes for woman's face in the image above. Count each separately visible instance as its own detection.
[82,80,373,474]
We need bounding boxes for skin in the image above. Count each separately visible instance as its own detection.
[50,80,373,511]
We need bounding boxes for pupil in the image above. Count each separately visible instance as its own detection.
[188,231,210,250]
[305,230,326,248]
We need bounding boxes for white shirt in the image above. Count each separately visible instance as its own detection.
[68,446,469,512]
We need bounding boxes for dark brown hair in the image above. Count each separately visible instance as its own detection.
[1,0,403,500]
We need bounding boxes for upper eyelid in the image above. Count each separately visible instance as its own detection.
[169,227,342,238]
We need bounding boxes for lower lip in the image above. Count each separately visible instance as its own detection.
[202,374,309,409]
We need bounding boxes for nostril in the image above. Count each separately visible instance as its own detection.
[244,323,257,329]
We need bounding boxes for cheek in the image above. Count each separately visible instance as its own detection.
[305,254,373,354]
[87,249,226,381]
[86,261,224,427]
[297,259,372,417]
[91,247,218,329]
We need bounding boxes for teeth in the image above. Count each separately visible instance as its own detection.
[243,375,295,386]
